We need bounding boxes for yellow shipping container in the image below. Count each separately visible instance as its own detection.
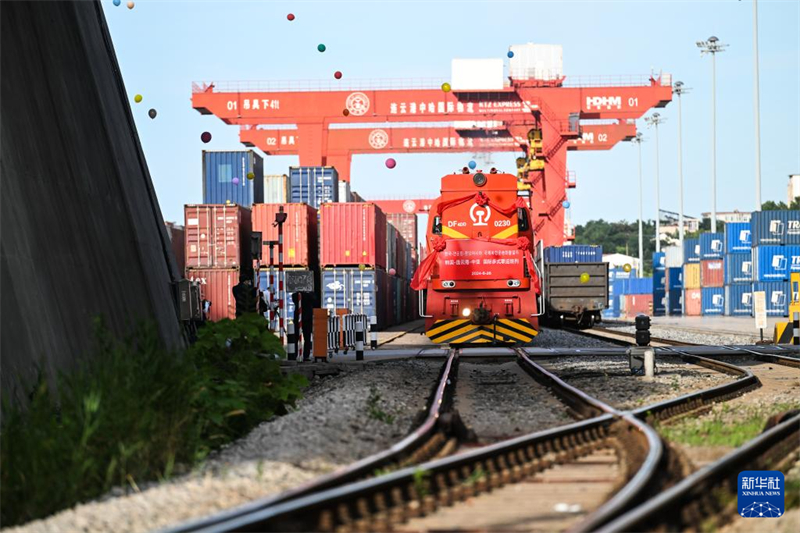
[683,263,701,289]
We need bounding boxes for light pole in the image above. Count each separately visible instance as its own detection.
[752,0,762,209]
[697,36,728,232]
[673,82,690,252]
[631,132,645,277]
[645,112,666,253]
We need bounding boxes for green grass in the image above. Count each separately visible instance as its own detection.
[656,403,800,448]
[366,387,396,424]
[1,314,307,527]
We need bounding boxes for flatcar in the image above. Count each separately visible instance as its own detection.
[411,169,541,344]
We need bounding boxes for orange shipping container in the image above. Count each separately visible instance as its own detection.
[252,204,318,267]
[700,259,724,287]
[624,294,653,317]
[185,268,238,322]
[320,203,387,268]
[684,288,702,316]
[683,263,701,289]
[184,204,251,269]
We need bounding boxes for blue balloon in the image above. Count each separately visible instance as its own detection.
[113,0,121,5]
[562,201,571,209]
[507,51,514,58]
[468,160,477,169]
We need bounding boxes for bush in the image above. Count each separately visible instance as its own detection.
[1,315,306,527]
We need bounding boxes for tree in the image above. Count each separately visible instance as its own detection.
[574,219,667,276]
[762,200,789,211]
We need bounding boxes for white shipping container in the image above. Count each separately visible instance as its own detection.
[664,245,684,268]
[509,43,563,81]
[263,174,289,203]
[451,59,504,91]
[338,180,352,203]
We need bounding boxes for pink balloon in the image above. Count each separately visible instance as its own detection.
[200,131,212,143]
[385,158,396,169]
[388,268,397,276]
[232,177,240,185]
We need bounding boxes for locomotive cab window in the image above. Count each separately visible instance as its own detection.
[432,216,442,235]
[517,208,529,231]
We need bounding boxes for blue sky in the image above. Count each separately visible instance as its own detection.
[105,0,799,229]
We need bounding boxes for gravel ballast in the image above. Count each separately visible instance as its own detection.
[6,359,441,533]
[605,324,760,346]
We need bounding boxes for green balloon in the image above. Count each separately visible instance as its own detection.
[317,43,326,52]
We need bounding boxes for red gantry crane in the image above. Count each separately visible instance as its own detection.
[192,72,671,246]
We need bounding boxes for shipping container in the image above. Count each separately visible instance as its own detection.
[338,181,352,203]
[750,210,800,246]
[664,245,683,268]
[790,245,800,273]
[320,203,388,268]
[684,288,702,316]
[184,204,252,269]
[700,259,724,287]
[624,294,653,317]
[543,245,603,263]
[753,245,791,281]
[203,151,264,207]
[724,252,753,284]
[257,268,318,327]
[653,270,666,290]
[724,284,753,316]
[289,166,339,209]
[666,267,683,290]
[699,233,724,259]
[322,268,388,328]
[653,252,666,271]
[752,281,790,316]
[185,268,238,322]
[602,293,621,319]
[683,263,701,289]
[653,289,666,316]
[508,43,563,81]
[701,287,724,315]
[165,222,186,273]
[386,223,398,274]
[609,267,637,282]
[623,277,653,295]
[351,190,366,203]
[724,222,751,254]
[252,203,318,267]
[387,213,419,247]
[263,174,289,203]
[667,288,682,315]
[683,239,700,264]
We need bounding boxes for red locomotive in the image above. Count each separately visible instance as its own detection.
[411,169,541,344]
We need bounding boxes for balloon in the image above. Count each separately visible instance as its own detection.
[580,272,590,284]
[148,108,157,119]
[623,263,632,273]
[134,94,142,103]
[287,13,295,21]
[562,200,571,208]
[468,160,477,169]
[317,43,326,52]
[113,0,121,6]
[342,109,350,116]
[385,158,397,169]
[334,71,342,79]
[441,82,451,93]
[127,1,134,9]
[507,51,514,58]
[201,131,212,143]
[389,268,396,276]
[246,171,255,180]
[225,199,232,205]
[233,177,241,185]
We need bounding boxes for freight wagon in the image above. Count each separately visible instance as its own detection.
[541,262,609,328]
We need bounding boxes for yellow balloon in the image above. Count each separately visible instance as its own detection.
[580,272,590,284]
[134,94,142,103]
[441,82,451,93]
[623,263,632,273]
[246,172,255,180]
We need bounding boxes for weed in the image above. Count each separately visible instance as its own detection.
[463,466,485,486]
[366,387,395,424]
[785,477,800,509]
[412,468,430,497]
[372,467,394,478]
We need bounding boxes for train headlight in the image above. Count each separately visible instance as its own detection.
[507,279,521,288]
[473,172,487,187]
[442,280,456,288]
[462,307,471,317]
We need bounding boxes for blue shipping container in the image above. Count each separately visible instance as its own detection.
[666,267,683,290]
[609,267,637,282]
[543,245,603,263]
[653,252,666,271]
[203,150,264,206]
[701,287,724,315]
[623,277,654,295]
[289,166,339,209]
[750,210,800,246]
[699,233,724,259]
[257,270,303,321]
[667,288,682,315]
[724,284,753,316]
[753,246,794,281]
[322,267,387,328]
[653,289,666,316]
[753,281,790,316]
[724,222,751,254]
[683,238,700,264]
[653,270,666,290]
[724,252,753,284]
[790,245,800,274]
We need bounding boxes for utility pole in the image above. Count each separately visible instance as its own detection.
[645,113,666,253]
[697,36,728,232]
[674,82,690,252]
[631,132,645,277]
[752,0,763,209]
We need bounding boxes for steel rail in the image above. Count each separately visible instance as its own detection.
[165,349,459,533]
[596,412,800,533]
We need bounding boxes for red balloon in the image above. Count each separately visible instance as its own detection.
[201,131,212,143]
[287,13,295,21]
[334,71,343,80]
[342,109,350,116]
[385,158,397,169]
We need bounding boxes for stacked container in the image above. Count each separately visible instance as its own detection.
[604,267,637,319]
[543,245,603,263]
[202,151,264,207]
[263,174,289,203]
[747,210,799,316]
[723,221,753,316]
[387,213,419,247]
[164,221,186,273]
[652,251,666,316]
[681,238,702,316]
[289,166,339,208]
[621,277,653,318]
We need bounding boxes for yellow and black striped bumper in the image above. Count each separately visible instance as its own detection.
[426,318,538,345]
[774,321,799,345]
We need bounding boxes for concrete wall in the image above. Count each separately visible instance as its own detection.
[1,1,183,398]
